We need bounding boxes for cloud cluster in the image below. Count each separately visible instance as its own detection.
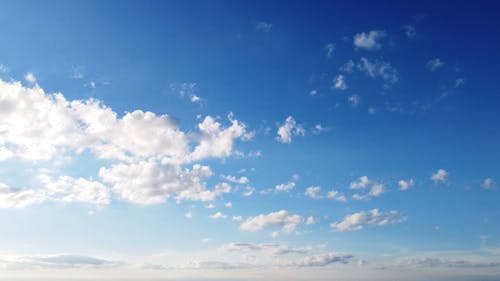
[349,176,385,200]
[0,79,252,208]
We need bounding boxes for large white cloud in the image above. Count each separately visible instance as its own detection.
[0,79,252,207]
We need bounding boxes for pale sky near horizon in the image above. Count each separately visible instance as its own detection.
[0,1,499,280]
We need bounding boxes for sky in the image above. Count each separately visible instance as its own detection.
[0,1,499,280]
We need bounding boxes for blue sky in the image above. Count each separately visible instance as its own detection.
[0,1,499,280]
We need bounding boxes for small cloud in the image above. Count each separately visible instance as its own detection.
[401,25,416,38]
[333,75,347,90]
[325,43,335,58]
[209,212,227,219]
[427,58,445,71]
[205,203,216,209]
[348,95,360,108]
[225,202,233,208]
[185,211,193,219]
[431,169,448,183]
[190,95,201,103]
[232,216,243,221]
[368,107,376,115]
[255,21,272,32]
[309,89,318,96]
[481,178,496,190]
[276,116,305,144]
[243,186,255,196]
[398,179,415,191]
[311,124,329,135]
[24,72,37,83]
[353,30,386,50]
[0,64,9,73]
[305,186,322,199]
[306,216,316,225]
[275,181,296,192]
[326,190,346,202]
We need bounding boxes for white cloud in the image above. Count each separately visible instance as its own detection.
[190,95,201,103]
[306,216,316,225]
[184,211,193,219]
[243,186,255,196]
[398,179,415,191]
[205,203,216,209]
[232,215,243,221]
[427,58,444,71]
[333,75,347,90]
[24,72,37,83]
[311,124,329,135]
[190,114,253,160]
[330,209,406,232]
[325,43,335,58]
[357,57,399,87]
[99,161,220,205]
[304,186,322,199]
[209,212,227,219]
[431,169,448,183]
[353,30,386,50]
[0,254,120,270]
[326,190,347,202]
[350,176,370,189]
[275,181,296,192]
[276,116,305,144]
[239,210,303,233]
[255,21,272,32]
[348,94,360,107]
[0,183,46,208]
[352,183,384,201]
[39,175,109,205]
[309,89,317,96]
[224,202,233,208]
[481,178,495,190]
[221,175,249,185]
[401,25,416,38]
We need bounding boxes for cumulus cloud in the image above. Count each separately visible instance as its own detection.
[427,58,445,71]
[239,210,303,233]
[350,177,384,200]
[275,181,296,192]
[39,175,110,205]
[304,186,322,199]
[209,212,227,219]
[330,209,405,232]
[326,190,347,202]
[0,183,46,208]
[353,30,386,50]
[431,169,448,183]
[276,116,305,144]
[306,216,316,225]
[398,179,415,191]
[190,114,253,161]
[333,75,347,90]
[221,175,249,185]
